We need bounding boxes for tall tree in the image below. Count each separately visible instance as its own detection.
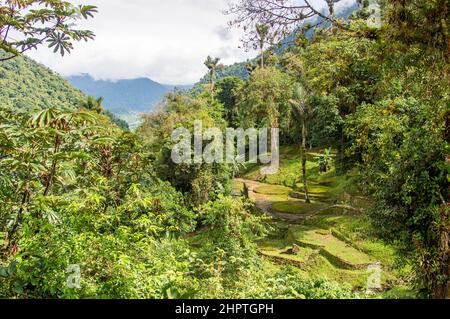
[81,96,104,113]
[215,76,245,127]
[204,56,223,96]
[238,66,292,129]
[256,24,268,68]
[290,83,313,204]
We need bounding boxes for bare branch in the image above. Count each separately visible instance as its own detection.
[226,0,348,49]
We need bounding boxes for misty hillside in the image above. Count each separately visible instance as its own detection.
[67,74,170,114]
[67,74,193,127]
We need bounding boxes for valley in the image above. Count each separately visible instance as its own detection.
[0,0,448,300]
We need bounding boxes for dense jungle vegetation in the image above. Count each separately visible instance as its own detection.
[0,0,448,299]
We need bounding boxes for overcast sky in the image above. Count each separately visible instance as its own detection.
[26,0,353,85]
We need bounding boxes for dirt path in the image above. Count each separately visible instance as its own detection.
[235,178,309,223]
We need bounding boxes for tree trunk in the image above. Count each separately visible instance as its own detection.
[210,70,215,96]
[43,139,60,196]
[260,46,264,69]
[43,159,57,196]
[338,127,345,174]
[301,118,311,204]
[432,200,450,299]
[7,188,29,249]
[243,183,249,199]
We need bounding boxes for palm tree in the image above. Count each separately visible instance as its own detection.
[256,24,269,69]
[81,96,104,113]
[204,56,222,96]
[290,83,313,204]
[246,61,258,74]
[95,97,104,111]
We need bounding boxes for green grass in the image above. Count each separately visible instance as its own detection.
[232,179,244,195]
[261,194,291,203]
[258,239,288,251]
[260,246,316,264]
[258,235,403,294]
[272,201,326,215]
[241,146,320,186]
[295,185,330,194]
[238,145,416,297]
[290,227,374,266]
[303,214,397,267]
[303,215,370,235]
[257,234,410,295]
[289,191,330,202]
[258,238,317,264]
[308,185,330,194]
[305,255,370,289]
[241,145,364,205]
[254,185,292,195]
[314,168,366,202]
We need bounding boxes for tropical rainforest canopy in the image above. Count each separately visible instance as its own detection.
[0,0,448,299]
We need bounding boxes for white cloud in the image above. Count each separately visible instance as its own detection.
[26,0,256,85]
[25,0,355,85]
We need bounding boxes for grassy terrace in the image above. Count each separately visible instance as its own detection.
[289,227,374,268]
[235,146,415,297]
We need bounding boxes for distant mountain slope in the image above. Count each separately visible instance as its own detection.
[0,52,84,113]
[0,52,129,130]
[66,74,194,128]
[67,74,189,116]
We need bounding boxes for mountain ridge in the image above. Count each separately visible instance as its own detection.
[66,74,193,127]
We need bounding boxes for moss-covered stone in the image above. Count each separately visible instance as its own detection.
[289,227,374,269]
